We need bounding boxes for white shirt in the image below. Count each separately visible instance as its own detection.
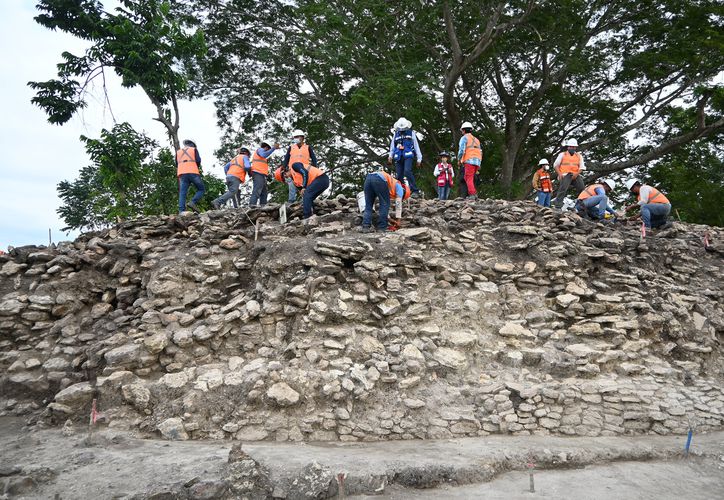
[433,163,454,178]
[638,185,657,205]
[553,151,586,171]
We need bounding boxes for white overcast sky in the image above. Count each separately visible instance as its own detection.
[0,1,223,249]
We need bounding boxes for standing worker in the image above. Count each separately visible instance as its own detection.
[212,147,251,209]
[575,179,616,220]
[176,139,206,213]
[360,170,411,232]
[532,159,554,207]
[249,140,279,207]
[457,121,482,199]
[388,118,422,198]
[552,138,586,209]
[624,179,672,229]
[291,163,330,219]
[281,129,318,203]
[433,151,454,200]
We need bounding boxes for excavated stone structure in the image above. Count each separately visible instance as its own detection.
[1,198,722,442]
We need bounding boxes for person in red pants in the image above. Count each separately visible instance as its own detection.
[457,121,482,199]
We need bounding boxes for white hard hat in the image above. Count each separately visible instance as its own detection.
[404,118,412,129]
[291,129,305,138]
[461,121,473,130]
[625,179,640,190]
[261,139,275,147]
[562,138,579,147]
[538,158,549,165]
[394,117,408,131]
[602,179,615,191]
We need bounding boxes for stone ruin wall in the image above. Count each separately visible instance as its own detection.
[0,197,723,442]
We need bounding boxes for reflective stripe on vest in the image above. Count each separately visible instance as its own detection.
[639,186,670,204]
[275,167,303,186]
[537,168,552,192]
[559,152,581,175]
[227,154,247,181]
[251,150,269,175]
[380,171,410,200]
[578,184,603,200]
[289,144,311,169]
[460,133,482,163]
[305,166,324,187]
[437,164,453,187]
[176,147,199,176]
[393,131,415,159]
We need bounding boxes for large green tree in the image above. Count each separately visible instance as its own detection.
[29,0,206,150]
[195,0,723,199]
[57,123,224,231]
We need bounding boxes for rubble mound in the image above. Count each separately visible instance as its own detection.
[1,197,722,442]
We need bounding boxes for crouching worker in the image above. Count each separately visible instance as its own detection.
[576,179,616,220]
[624,179,671,229]
[212,147,251,209]
[292,163,329,218]
[273,167,302,204]
[360,171,411,233]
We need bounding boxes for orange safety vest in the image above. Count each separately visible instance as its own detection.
[304,166,325,187]
[460,133,483,163]
[578,184,604,200]
[288,144,311,169]
[176,147,199,176]
[536,168,553,193]
[227,154,248,182]
[559,152,581,175]
[380,172,411,200]
[638,186,670,204]
[274,167,303,187]
[251,150,269,175]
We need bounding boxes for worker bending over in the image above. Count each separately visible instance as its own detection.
[360,170,411,232]
[576,180,616,221]
[624,179,672,229]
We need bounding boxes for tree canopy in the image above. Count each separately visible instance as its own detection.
[33,0,724,226]
[57,123,224,231]
[29,0,206,150]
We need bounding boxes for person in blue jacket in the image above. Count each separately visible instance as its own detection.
[387,117,422,198]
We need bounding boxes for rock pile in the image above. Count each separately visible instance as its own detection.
[1,197,722,442]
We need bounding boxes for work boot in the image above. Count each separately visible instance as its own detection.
[466,195,477,200]
[187,201,201,214]
[211,200,221,210]
[359,226,373,234]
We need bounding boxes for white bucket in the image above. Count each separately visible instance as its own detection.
[356,192,366,213]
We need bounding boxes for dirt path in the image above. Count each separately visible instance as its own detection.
[353,459,724,500]
[2,417,723,499]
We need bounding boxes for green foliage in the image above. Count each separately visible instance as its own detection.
[29,0,207,149]
[57,123,184,231]
[195,0,723,199]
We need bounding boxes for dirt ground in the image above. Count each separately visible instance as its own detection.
[1,417,723,499]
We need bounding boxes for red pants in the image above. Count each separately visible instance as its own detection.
[463,163,478,195]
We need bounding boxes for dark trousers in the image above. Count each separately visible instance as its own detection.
[214,175,242,207]
[249,172,268,206]
[362,174,390,230]
[178,173,205,212]
[303,174,330,218]
[395,157,418,193]
[553,173,585,208]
